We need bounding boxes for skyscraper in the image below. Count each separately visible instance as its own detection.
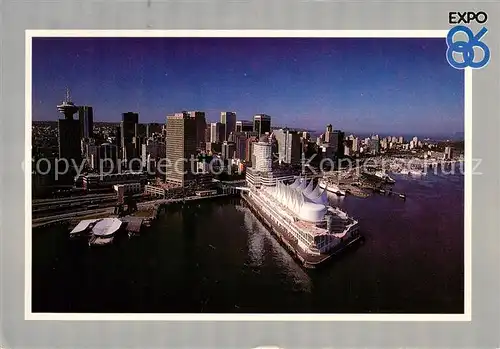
[444,146,454,160]
[229,132,248,160]
[121,112,139,162]
[253,114,271,137]
[274,128,301,164]
[222,141,236,160]
[252,138,273,173]
[330,130,345,157]
[87,143,118,171]
[220,111,237,141]
[78,106,94,139]
[236,120,253,132]
[210,122,225,143]
[351,137,360,152]
[370,134,380,154]
[188,111,207,150]
[324,124,333,143]
[204,124,211,146]
[57,89,81,165]
[245,136,258,164]
[165,112,197,187]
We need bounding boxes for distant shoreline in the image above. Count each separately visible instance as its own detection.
[30,120,464,141]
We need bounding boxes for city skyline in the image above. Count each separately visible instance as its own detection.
[32,37,464,135]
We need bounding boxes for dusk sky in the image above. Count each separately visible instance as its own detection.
[32,37,464,136]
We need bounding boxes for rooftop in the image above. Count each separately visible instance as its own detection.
[70,219,99,235]
[92,218,122,236]
[295,220,329,237]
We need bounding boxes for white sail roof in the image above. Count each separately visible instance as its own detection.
[303,179,315,196]
[309,187,329,205]
[266,180,327,222]
[289,177,301,189]
[295,179,307,192]
[305,182,322,200]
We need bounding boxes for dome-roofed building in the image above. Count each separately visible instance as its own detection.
[265,179,328,223]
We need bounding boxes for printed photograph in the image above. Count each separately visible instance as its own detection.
[30,35,465,314]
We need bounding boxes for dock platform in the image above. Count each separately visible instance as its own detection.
[121,217,144,236]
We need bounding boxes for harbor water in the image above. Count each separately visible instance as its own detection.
[32,166,464,313]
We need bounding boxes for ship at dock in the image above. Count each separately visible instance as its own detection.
[241,177,361,268]
[374,170,396,183]
[241,136,362,267]
[317,178,346,196]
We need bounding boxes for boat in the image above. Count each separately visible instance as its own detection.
[241,177,361,268]
[399,193,406,199]
[400,169,426,177]
[409,170,426,177]
[374,170,396,184]
[318,179,346,196]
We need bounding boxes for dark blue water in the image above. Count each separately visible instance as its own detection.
[32,166,464,313]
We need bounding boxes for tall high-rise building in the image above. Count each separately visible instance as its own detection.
[165,112,197,186]
[220,112,237,141]
[444,146,454,160]
[204,124,211,146]
[245,136,258,164]
[253,114,271,137]
[351,137,360,152]
[87,143,118,171]
[222,141,236,160]
[121,112,139,162]
[252,138,273,173]
[370,135,380,154]
[329,130,345,157]
[274,128,301,164]
[229,132,248,160]
[188,111,207,150]
[236,120,253,133]
[57,89,81,165]
[210,122,225,143]
[324,124,333,143]
[114,126,122,158]
[78,106,94,139]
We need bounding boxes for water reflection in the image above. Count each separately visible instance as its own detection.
[242,206,265,267]
[237,205,312,293]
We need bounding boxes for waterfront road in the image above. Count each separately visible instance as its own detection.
[32,193,241,227]
[32,193,146,207]
[32,207,115,228]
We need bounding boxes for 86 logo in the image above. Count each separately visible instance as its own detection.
[446,12,490,69]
